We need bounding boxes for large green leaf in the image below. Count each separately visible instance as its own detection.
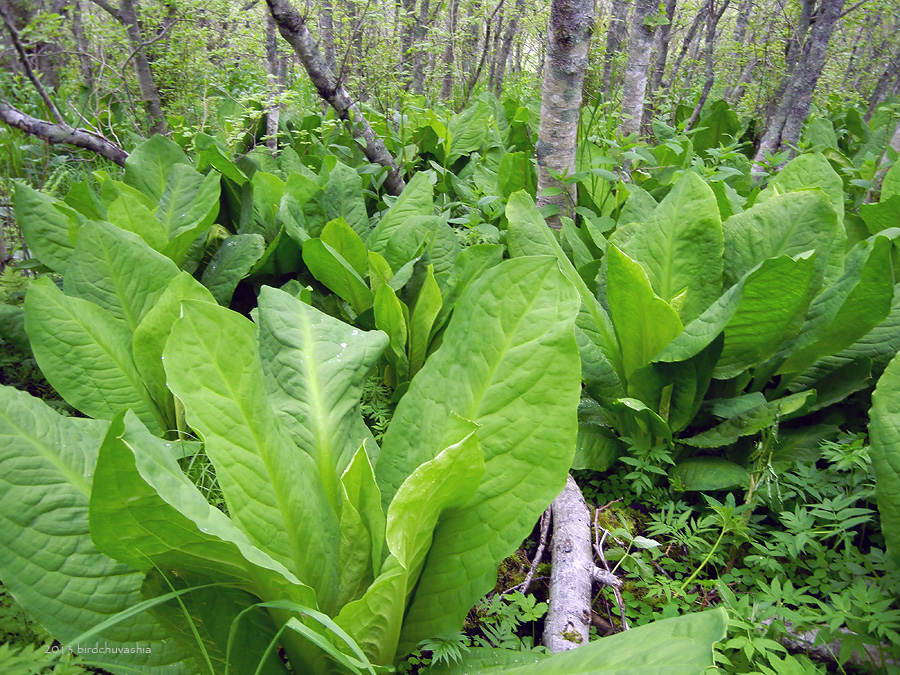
[778,235,894,374]
[156,164,221,240]
[201,234,266,306]
[64,220,180,332]
[727,190,843,287]
[13,182,75,273]
[367,172,434,254]
[610,171,723,323]
[133,272,216,422]
[321,218,369,277]
[90,411,312,601]
[606,246,682,380]
[255,287,388,507]
[106,194,168,251]
[408,265,442,378]
[506,191,623,399]
[375,256,581,650]
[302,238,374,315]
[669,457,750,491]
[24,278,164,432]
[0,385,193,674]
[324,161,370,238]
[164,301,342,613]
[427,609,726,675]
[124,134,192,201]
[338,428,483,664]
[762,152,845,220]
[869,350,900,568]
[883,160,900,201]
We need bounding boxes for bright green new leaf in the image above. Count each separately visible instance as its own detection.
[156,164,221,241]
[322,218,369,277]
[611,171,723,323]
[762,152,845,220]
[375,256,580,650]
[324,161,370,237]
[606,245,683,380]
[164,300,342,613]
[0,386,193,674]
[374,284,411,384]
[25,277,164,432]
[367,172,434,253]
[201,233,266,305]
[64,220,180,332]
[124,134,192,201]
[132,272,216,424]
[255,286,388,506]
[90,411,312,600]
[723,189,843,290]
[302,238,375,314]
[883,160,900,201]
[506,191,623,398]
[107,194,168,251]
[868,350,900,568]
[13,182,75,273]
[408,265,442,378]
[778,235,895,374]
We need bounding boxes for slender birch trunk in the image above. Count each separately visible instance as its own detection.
[686,0,731,130]
[643,0,677,129]
[619,0,655,138]
[601,0,630,98]
[493,0,523,95]
[266,0,406,195]
[664,5,706,91]
[536,0,594,229]
[439,0,460,100]
[319,0,337,73]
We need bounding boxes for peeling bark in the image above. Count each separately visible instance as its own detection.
[536,0,594,229]
[0,99,128,166]
[266,0,406,196]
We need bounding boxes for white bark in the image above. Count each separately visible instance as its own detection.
[619,0,656,138]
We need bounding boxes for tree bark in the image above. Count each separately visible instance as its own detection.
[0,99,128,165]
[686,0,730,130]
[619,0,655,138]
[318,0,336,73]
[410,0,431,94]
[642,0,677,130]
[71,1,95,91]
[754,0,846,167]
[544,476,622,653]
[492,0,523,95]
[865,42,900,122]
[266,0,406,196]
[265,13,283,150]
[536,0,594,229]
[398,0,417,88]
[664,4,706,91]
[601,0,630,98]
[439,0,460,100]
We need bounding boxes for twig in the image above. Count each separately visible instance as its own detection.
[593,509,629,630]
[513,507,551,595]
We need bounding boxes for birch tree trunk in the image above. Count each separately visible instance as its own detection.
[71,1,94,91]
[265,13,283,150]
[754,0,846,167]
[643,0,677,129]
[619,0,655,138]
[664,5,706,90]
[492,0,523,95]
[536,0,594,230]
[439,0,460,100]
[88,0,168,135]
[410,0,431,94]
[686,0,730,130]
[601,0,630,98]
[865,43,900,122]
[319,0,337,73]
[266,0,406,195]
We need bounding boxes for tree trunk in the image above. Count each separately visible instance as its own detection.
[71,1,94,91]
[265,13,283,150]
[319,0,336,73]
[398,0,417,88]
[410,0,431,94]
[601,0,630,98]
[492,0,523,95]
[619,0,655,138]
[865,43,900,122]
[544,476,622,652]
[439,0,460,100]
[754,0,846,167]
[642,0,677,130]
[686,0,730,130]
[117,0,168,135]
[266,0,406,195]
[536,0,594,229]
[664,5,706,91]
[0,98,128,165]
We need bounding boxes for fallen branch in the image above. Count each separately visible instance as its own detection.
[0,100,128,166]
[511,506,551,596]
[265,0,406,196]
[544,475,622,653]
[762,617,898,670]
